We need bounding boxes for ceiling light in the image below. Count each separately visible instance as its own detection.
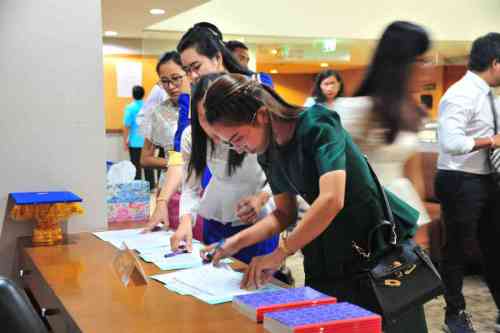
[320,63,329,68]
[270,69,278,74]
[104,31,118,37]
[150,8,165,15]
[270,49,278,55]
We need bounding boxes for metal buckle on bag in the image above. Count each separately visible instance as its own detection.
[352,241,371,259]
[384,279,401,287]
[404,264,416,275]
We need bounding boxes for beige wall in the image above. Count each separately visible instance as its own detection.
[271,74,315,105]
[0,0,106,277]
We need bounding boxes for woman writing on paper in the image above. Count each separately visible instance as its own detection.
[198,71,428,332]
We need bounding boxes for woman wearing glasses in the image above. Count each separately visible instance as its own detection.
[169,22,279,265]
[141,51,203,238]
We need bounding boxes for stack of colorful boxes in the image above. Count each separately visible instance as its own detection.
[106,180,149,223]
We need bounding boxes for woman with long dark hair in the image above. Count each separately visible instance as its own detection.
[304,69,344,109]
[197,71,428,332]
[334,21,431,227]
[169,23,279,265]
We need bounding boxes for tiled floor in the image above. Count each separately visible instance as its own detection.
[285,252,498,333]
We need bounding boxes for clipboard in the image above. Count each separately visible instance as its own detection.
[112,242,148,287]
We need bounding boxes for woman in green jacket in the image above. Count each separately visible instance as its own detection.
[198,72,428,332]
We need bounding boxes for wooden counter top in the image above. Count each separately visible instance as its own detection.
[20,232,266,333]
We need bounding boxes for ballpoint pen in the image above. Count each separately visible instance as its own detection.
[203,238,225,263]
[164,245,188,258]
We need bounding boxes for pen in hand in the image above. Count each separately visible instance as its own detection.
[164,245,188,258]
[202,239,225,264]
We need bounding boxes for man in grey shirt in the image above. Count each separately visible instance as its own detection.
[436,33,500,333]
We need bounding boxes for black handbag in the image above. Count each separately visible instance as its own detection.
[352,159,444,322]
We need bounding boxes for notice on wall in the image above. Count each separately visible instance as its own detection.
[116,61,142,98]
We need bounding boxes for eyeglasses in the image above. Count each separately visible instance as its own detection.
[159,75,185,87]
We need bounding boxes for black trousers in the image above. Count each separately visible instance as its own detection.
[128,147,155,190]
[435,170,500,315]
[307,275,428,333]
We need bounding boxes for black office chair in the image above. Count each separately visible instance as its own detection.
[0,276,48,333]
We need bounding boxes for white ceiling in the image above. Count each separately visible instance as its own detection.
[148,0,500,41]
[101,0,498,72]
[102,0,500,41]
[101,0,208,38]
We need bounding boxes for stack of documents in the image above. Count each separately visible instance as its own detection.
[93,228,231,271]
[93,229,174,250]
[151,264,281,304]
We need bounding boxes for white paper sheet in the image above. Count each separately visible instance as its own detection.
[139,243,205,270]
[116,61,142,98]
[151,265,281,304]
[93,229,173,249]
[92,228,144,242]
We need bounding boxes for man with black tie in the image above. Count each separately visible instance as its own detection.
[436,33,500,333]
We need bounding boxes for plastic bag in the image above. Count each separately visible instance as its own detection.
[107,160,136,185]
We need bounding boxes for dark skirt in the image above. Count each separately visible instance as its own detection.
[203,218,278,264]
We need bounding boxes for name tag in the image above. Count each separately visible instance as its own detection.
[112,243,148,287]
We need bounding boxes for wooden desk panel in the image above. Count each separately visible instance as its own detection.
[20,233,265,333]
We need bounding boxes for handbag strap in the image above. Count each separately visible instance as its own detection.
[363,157,398,254]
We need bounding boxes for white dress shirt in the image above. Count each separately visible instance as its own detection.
[179,126,274,227]
[437,71,500,174]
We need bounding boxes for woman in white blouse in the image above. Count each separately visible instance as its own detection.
[334,21,432,227]
[169,23,278,263]
[141,51,197,235]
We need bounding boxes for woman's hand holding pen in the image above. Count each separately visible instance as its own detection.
[142,203,169,233]
[200,236,240,265]
[170,215,193,252]
[240,248,287,290]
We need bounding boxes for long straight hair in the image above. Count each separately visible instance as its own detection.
[354,21,430,143]
[177,22,252,76]
[201,73,302,172]
[178,23,254,180]
[187,73,246,181]
[203,73,302,125]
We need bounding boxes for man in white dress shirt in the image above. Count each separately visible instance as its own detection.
[436,33,500,333]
